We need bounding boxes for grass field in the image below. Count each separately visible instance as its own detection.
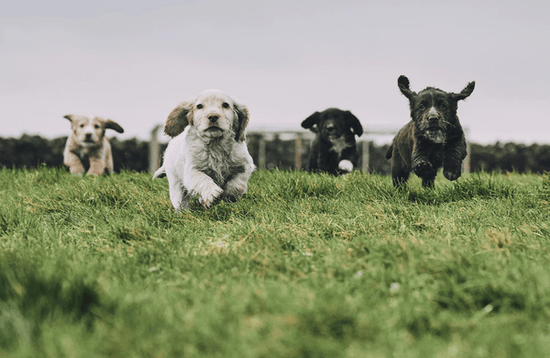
[1,167,550,357]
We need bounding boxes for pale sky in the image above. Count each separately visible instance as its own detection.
[2,0,549,144]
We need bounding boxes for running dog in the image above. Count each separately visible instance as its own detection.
[63,114,124,175]
[153,89,255,211]
[301,108,363,175]
[386,75,475,188]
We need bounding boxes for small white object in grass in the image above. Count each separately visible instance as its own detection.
[355,271,363,278]
[448,345,458,356]
[149,267,158,272]
[304,251,312,256]
[390,282,400,293]
[338,160,354,172]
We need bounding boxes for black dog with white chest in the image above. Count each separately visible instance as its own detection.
[301,108,363,175]
[386,75,475,188]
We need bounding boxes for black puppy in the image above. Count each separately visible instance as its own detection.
[386,75,475,188]
[301,108,363,175]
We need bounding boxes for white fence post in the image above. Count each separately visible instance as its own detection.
[149,125,162,173]
[295,135,303,170]
[361,140,370,172]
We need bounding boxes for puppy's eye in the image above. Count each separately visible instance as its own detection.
[417,104,425,110]
[439,103,447,109]
[222,102,230,109]
[196,104,203,109]
[94,125,100,129]
[80,124,85,128]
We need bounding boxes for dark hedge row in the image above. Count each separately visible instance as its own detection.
[1,135,549,174]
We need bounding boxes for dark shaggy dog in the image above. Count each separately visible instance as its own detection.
[386,75,475,188]
[301,108,363,175]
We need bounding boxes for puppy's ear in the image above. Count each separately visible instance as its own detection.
[301,112,320,133]
[345,111,363,137]
[453,81,475,101]
[164,100,194,137]
[64,114,74,123]
[233,102,250,142]
[104,119,124,133]
[398,75,416,100]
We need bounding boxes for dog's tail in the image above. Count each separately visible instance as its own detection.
[385,144,393,160]
[152,166,166,179]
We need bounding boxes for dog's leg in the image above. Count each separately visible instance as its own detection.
[64,152,86,175]
[186,171,223,208]
[223,173,251,202]
[391,153,410,188]
[104,144,115,175]
[88,156,106,176]
[411,149,433,179]
[443,140,467,181]
[413,148,440,188]
[421,175,437,188]
[168,182,192,211]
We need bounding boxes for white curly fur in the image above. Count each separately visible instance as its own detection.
[153,89,255,211]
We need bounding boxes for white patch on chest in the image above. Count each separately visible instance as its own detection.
[425,130,445,144]
[329,136,353,156]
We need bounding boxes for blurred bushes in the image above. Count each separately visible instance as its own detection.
[470,142,550,174]
[1,135,549,174]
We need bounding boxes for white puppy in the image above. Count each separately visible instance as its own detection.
[153,89,255,211]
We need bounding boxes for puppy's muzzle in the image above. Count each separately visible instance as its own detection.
[83,133,96,143]
[426,108,441,126]
[203,112,224,137]
[208,114,220,123]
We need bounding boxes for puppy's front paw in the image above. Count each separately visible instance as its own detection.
[338,160,354,173]
[444,168,462,181]
[69,165,85,175]
[200,185,223,208]
[223,179,248,203]
[413,161,432,177]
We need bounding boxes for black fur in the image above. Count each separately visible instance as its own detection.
[301,108,363,175]
[386,75,475,188]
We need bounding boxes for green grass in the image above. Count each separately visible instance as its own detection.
[1,166,550,357]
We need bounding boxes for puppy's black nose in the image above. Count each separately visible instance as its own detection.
[208,114,219,122]
[85,133,93,139]
[427,108,440,122]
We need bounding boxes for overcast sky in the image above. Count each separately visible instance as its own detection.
[2,0,549,144]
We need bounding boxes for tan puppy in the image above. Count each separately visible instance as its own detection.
[63,114,124,175]
[153,89,255,211]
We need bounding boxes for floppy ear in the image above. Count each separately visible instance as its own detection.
[233,101,250,141]
[104,119,124,133]
[345,111,363,137]
[164,100,194,137]
[397,75,416,100]
[301,112,320,133]
[63,114,74,123]
[453,81,475,101]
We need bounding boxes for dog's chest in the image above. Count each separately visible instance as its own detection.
[328,136,353,156]
[74,144,100,159]
[192,144,244,186]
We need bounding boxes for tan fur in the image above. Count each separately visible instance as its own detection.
[153,89,255,211]
[63,114,124,175]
